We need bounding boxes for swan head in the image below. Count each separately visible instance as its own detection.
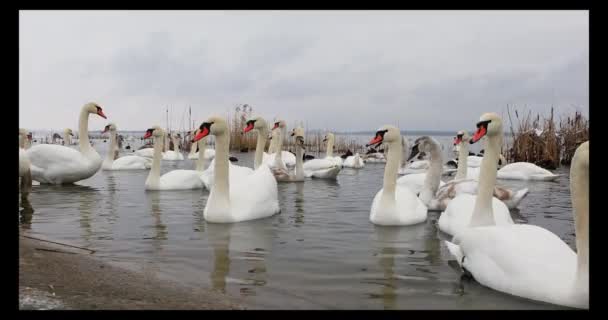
[454,130,470,146]
[84,102,107,119]
[143,125,163,139]
[407,136,440,161]
[367,125,399,147]
[192,116,227,142]
[291,127,305,149]
[272,120,286,130]
[19,128,28,137]
[323,132,335,143]
[102,123,116,134]
[470,113,502,144]
[243,116,268,133]
[63,128,74,136]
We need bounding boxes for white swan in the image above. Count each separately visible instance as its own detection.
[63,128,73,145]
[187,131,216,162]
[342,152,365,168]
[273,127,306,182]
[433,131,529,211]
[162,133,184,161]
[497,162,560,181]
[445,141,588,309]
[369,125,427,226]
[26,102,107,184]
[101,123,152,170]
[397,136,446,209]
[438,113,514,236]
[143,126,204,190]
[19,128,33,193]
[263,120,297,170]
[195,116,280,223]
[302,132,341,179]
[134,147,156,158]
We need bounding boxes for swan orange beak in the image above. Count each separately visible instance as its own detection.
[143,128,153,139]
[470,126,486,144]
[453,137,462,145]
[243,122,255,133]
[367,135,383,146]
[97,109,107,119]
[272,122,280,129]
[192,127,209,142]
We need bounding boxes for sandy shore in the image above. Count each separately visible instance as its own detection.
[19,234,244,310]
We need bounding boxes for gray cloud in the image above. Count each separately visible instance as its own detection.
[19,10,588,132]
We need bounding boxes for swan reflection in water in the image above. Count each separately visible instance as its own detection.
[19,194,35,229]
[206,218,275,296]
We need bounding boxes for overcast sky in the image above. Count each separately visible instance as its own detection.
[19,10,588,132]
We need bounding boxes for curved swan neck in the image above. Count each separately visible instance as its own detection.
[571,148,589,285]
[78,108,93,153]
[326,136,334,158]
[455,140,469,180]
[469,134,501,227]
[254,127,269,170]
[146,134,163,189]
[382,139,402,197]
[421,142,443,204]
[19,134,26,149]
[163,135,170,152]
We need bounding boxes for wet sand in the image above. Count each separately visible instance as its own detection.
[19,234,244,310]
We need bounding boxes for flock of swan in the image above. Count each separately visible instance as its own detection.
[18,102,588,309]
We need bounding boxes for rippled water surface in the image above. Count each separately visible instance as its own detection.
[19,134,575,309]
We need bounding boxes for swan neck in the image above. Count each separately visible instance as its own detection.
[455,141,469,180]
[571,153,589,285]
[106,131,117,162]
[163,135,169,152]
[146,135,163,189]
[326,136,334,157]
[469,134,501,227]
[78,108,92,152]
[211,133,230,205]
[254,127,268,170]
[382,140,401,196]
[421,144,443,205]
[19,134,25,149]
[195,137,207,171]
[295,141,304,180]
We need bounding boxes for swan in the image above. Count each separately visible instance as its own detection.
[162,133,184,161]
[272,127,306,182]
[194,116,280,223]
[263,120,297,170]
[143,126,204,190]
[63,128,73,145]
[396,136,446,209]
[369,125,427,226]
[19,128,33,193]
[322,133,343,166]
[434,130,529,211]
[26,102,107,184]
[445,141,588,309]
[187,131,216,163]
[497,162,560,181]
[302,132,341,179]
[438,113,514,236]
[342,151,365,168]
[101,123,152,170]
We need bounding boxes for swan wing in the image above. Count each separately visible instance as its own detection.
[159,170,204,190]
[450,224,583,308]
[438,194,512,236]
[230,165,280,222]
[26,144,100,184]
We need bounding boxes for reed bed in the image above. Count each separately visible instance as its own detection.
[504,106,588,169]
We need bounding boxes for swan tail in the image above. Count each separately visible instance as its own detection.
[445,240,464,267]
[506,187,529,208]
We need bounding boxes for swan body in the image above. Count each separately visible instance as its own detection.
[188,149,215,160]
[26,103,107,184]
[342,153,365,168]
[497,162,559,181]
[271,125,306,182]
[397,173,446,195]
[438,117,514,236]
[200,159,254,190]
[134,148,156,158]
[163,150,184,161]
[445,140,589,309]
[302,132,341,179]
[101,123,152,170]
[143,126,203,190]
[198,116,280,223]
[368,126,427,226]
[435,130,529,211]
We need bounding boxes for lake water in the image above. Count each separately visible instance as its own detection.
[19,133,575,309]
